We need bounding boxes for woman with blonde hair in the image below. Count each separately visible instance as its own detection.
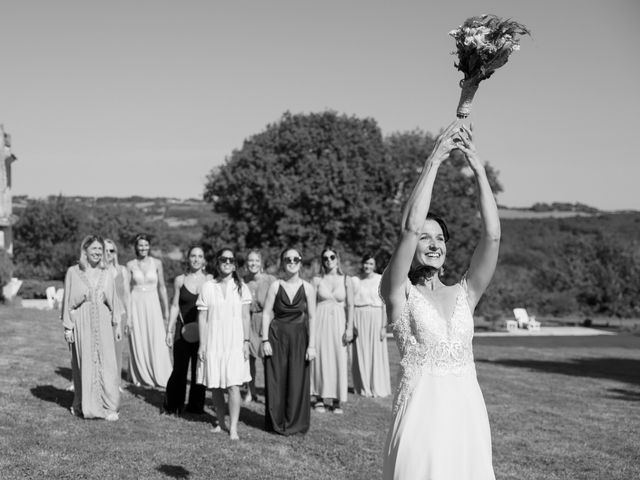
[310,246,354,414]
[242,249,276,403]
[61,235,121,420]
[104,238,130,388]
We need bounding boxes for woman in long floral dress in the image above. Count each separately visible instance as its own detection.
[62,235,122,420]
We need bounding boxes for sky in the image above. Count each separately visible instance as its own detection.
[1,0,639,210]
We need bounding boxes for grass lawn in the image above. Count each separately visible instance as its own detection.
[1,307,639,480]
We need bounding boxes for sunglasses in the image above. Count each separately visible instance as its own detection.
[322,254,336,262]
[106,249,116,253]
[284,256,302,265]
[218,257,236,265]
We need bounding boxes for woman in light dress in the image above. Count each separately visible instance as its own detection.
[243,249,276,403]
[310,247,354,414]
[104,239,130,389]
[381,121,500,479]
[163,245,210,414]
[126,234,172,388]
[62,235,121,420]
[196,248,252,440]
[351,253,391,398]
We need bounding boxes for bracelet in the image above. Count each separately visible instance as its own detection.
[244,339,250,343]
[261,339,269,343]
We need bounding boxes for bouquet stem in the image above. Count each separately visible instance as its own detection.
[456,78,480,118]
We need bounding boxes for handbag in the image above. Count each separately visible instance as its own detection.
[179,312,199,343]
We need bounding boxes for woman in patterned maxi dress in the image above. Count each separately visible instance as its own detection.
[381,122,500,479]
[62,235,121,420]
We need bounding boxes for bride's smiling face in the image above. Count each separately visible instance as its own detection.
[412,219,447,269]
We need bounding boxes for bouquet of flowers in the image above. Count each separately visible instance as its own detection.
[449,14,530,118]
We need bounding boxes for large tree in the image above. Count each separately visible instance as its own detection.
[203,111,397,260]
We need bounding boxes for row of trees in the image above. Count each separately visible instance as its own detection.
[7,111,640,319]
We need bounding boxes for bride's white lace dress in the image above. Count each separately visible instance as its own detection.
[382,280,495,480]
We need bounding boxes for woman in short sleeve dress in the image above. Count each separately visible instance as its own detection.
[196,248,252,441]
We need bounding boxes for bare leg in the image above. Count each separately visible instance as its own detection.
[227,385,241,440]
[245,356,257,402]
[211,389,227,432]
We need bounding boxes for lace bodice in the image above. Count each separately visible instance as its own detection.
[392,281,476,413]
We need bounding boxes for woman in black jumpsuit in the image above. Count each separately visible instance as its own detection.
[261,248,317,435]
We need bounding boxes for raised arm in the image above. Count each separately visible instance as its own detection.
[380,120,462,320]
[166,275,183,347]
[260,281,279,357]
[456,124,501,311]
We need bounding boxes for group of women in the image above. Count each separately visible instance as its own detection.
[60,237,392,438]
[60,120,501,478]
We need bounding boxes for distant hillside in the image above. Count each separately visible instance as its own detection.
[13,195,219,226]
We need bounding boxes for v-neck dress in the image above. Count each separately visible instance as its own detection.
[61,265,120,419]
[264,282,310,435]
[310,276,349,403]
[195,279,252,388]
[382,281,495,480]
[128,260,172,388]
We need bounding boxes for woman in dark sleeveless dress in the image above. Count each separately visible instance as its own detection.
[163,246,211,414]
[261,247,317,435]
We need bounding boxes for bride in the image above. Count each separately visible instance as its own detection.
[380,120,500,479]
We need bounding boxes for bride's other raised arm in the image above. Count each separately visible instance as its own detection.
[380,119,461,320]
[455,124,501,311]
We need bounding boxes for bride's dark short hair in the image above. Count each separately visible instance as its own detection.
[426,213,450,242]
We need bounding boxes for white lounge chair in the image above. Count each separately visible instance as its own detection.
[45,286,56,310]
[513,308,541,331]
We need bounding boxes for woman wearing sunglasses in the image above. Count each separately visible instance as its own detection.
[310,247,354,414]
[261,247,316,435]
[196,248,252,440]
[104,239,130,390]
